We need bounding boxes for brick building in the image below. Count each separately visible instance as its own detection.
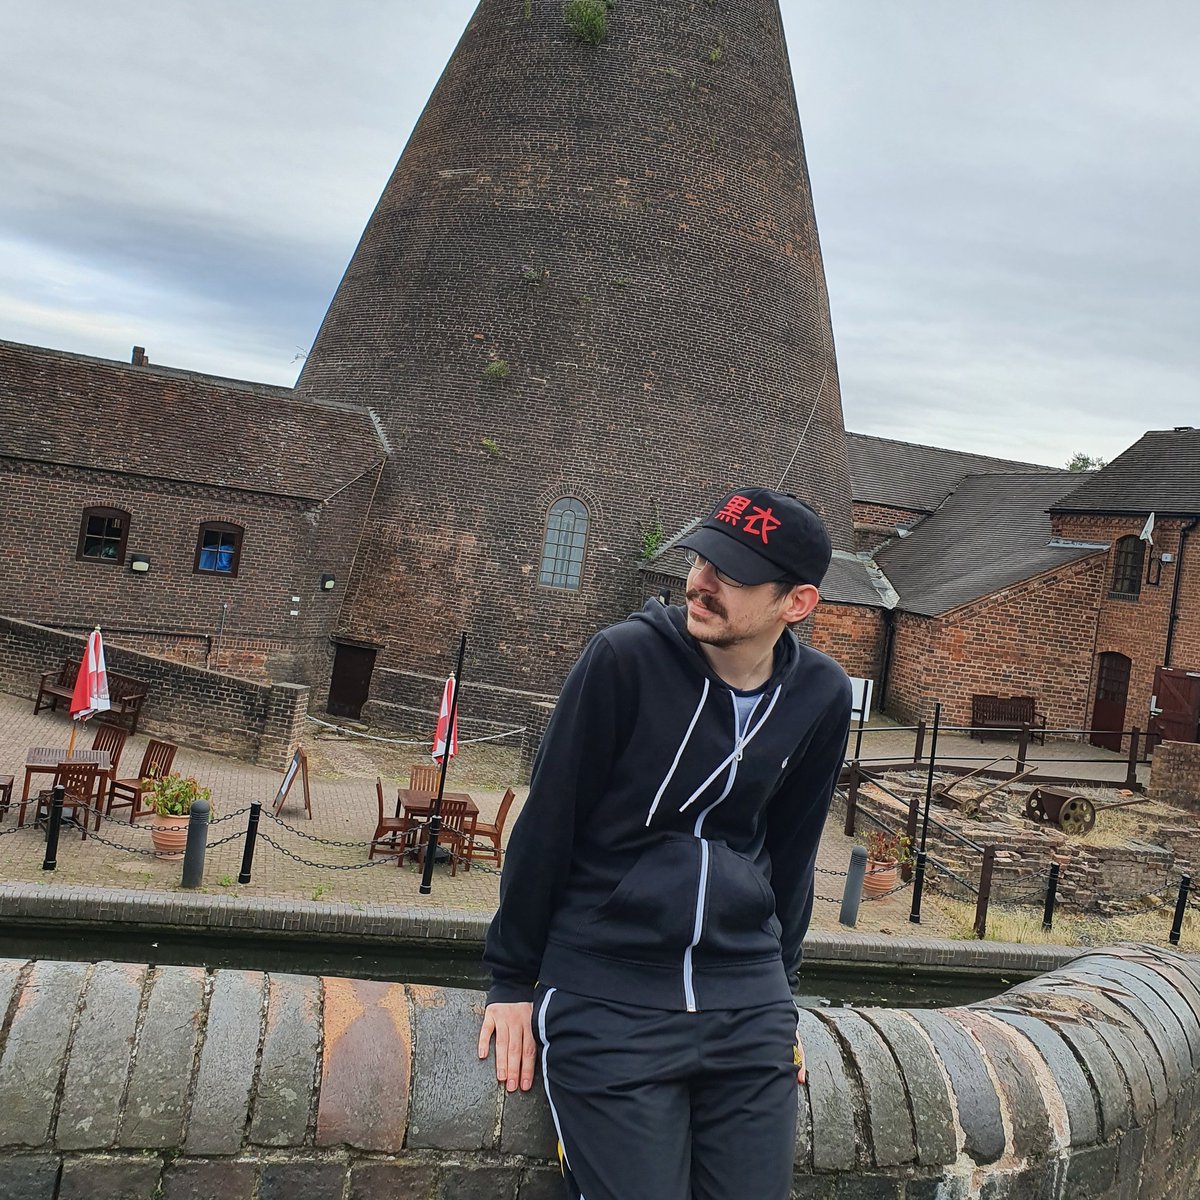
[0,340,385,683]
[838,428,1200,749]
[1049,429,1200,748]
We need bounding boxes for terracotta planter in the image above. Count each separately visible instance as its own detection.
[149,813,190,859]
[863,858,898,898]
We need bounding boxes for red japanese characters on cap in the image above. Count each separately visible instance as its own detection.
[679,487,832,587]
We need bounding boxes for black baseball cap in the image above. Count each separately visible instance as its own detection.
[677,488,832,587]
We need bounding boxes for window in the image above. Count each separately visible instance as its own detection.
[539,498,589,590]
[194,522,244,576]
[1110,535,1144,599]
[76,507,129,564]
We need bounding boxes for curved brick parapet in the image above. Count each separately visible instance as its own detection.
[0,945,1197,1198]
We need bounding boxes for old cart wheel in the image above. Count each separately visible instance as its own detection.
[1057,796,1096,835]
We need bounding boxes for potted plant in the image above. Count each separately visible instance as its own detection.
[863,828,912,898]
[146,773,212,859]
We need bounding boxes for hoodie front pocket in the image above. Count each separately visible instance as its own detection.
[698,842,779,956]
[584,834,700,958]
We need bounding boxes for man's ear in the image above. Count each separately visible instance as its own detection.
[780,584,820,625]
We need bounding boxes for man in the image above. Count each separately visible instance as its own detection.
[478,487,852,1200]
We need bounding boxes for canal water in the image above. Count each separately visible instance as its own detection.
[0,924,1027,1009]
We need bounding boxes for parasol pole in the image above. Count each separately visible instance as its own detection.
[420,632,468,895]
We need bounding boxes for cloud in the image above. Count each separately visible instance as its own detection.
[2,0,1197,460]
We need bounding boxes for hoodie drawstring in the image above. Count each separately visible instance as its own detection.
[644,679,710,826]
[677,684,782,812]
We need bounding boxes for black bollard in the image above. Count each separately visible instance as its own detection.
[1043,862,1060,931]
[42,784,65,871]
[840,846,867,928]
[181,798,210,889]
[238,801,261,885]
[1171,876,1191,946]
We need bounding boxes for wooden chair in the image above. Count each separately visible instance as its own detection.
[409,798,474,876]
[91,722,129,776]
[468,787,516,868]
[0,775,13,822]
[35,762,101,839]
[370,778,419,862]
[106,739,178,822]
[409,764,441,794]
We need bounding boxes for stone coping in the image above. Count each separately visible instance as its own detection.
[0,943,1197,1198]
[0,882,1079,974]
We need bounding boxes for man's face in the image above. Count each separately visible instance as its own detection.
[684,556,792,649]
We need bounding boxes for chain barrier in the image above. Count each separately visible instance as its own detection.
[255,831,404,871]
[0,821,28,839]
[260,809,374,850]
[81,826,164,857]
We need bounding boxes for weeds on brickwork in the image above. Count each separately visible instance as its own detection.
[563,0,609,45]
[707,32,725,63]
[520,263,550,284]
[524,0,532,18]
[312,885,330,901]
[483,359,511,380]
[480,438,502,457]
[639,516,665,560]
[218,874,234,887]
[611,276,630,287]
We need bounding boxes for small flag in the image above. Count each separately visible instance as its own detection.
[1139,512,1155,545]
[70,627,111,721]
[431,676,459,764]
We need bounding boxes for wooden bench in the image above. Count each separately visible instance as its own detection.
[970,694,1046,744]
[33,660,149,733]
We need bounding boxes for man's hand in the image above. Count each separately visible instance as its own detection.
[479,1002,537,1092]
[795,1030,807,1085]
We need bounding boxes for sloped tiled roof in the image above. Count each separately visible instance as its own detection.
[0,340,386,500]
[875,472,1101,616]
[1049,428,1200,515]
[847,431,1065,513]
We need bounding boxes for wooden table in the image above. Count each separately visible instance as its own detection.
[19,747,113,824]
[395,789,480,821]
[395,789,480,869]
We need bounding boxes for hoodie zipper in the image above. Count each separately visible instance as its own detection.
[682,692,770,1012]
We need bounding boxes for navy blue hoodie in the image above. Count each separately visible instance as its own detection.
[484,601,852,1012]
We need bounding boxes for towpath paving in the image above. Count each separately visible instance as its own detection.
[0,693,1135,939]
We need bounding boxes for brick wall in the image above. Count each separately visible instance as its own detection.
[0,616,308,768]
[809,602,887,682]
[0,460,378,687]
[297,0,854,707]
[851,501,924,553]
[1150,740,1200,810]
[885,553,1106,729]
[1051,513,1200,732]
[0,947,1196,1199]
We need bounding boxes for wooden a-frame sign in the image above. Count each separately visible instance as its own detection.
[273,746,312,819]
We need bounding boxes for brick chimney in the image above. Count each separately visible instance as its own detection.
[131,346,148,366]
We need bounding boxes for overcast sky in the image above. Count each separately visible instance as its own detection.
[2,1,1197,467]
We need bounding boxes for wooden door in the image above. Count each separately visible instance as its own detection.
[1149,667,1200,746]
[1090,652,1130,751]
[327,643,377,719]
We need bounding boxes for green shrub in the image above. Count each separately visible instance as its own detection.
[483,360,511,380]
[563,0,609,45]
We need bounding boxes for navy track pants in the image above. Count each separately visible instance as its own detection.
[534,986,799,1200]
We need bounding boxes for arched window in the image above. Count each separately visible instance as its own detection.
[77,507,129,565]
[539,498,589,590]
[194,521,244,576]
[1110,535,1144,599]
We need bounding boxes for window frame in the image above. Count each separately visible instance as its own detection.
[538,497,589,591]
[1109,535,1144,599]
[193,521,245,577]
[76,506,130,566]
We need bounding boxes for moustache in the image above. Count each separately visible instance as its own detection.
[686,589,726,619]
